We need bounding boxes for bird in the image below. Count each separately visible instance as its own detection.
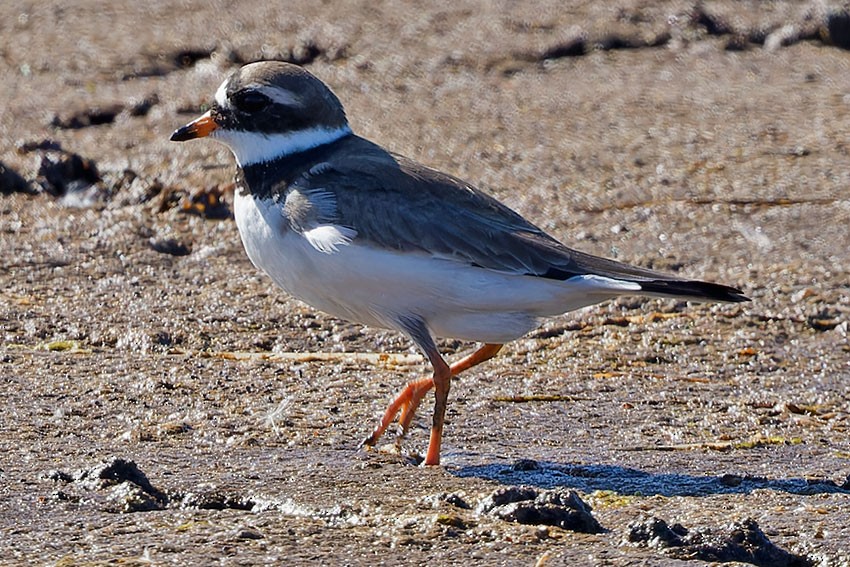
[171,61,749,466]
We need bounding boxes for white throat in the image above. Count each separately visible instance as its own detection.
[213,124,353,167]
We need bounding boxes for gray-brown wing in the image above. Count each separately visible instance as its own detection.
[292,145,748,303]
[298,150,667,281]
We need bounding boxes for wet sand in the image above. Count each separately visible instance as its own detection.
[1,1,849,564]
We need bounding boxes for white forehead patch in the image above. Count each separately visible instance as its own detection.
[254,84,303,107]
[215,78,302,109]
[214,78,230,108]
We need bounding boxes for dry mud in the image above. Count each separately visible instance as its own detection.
[1,1,849,565]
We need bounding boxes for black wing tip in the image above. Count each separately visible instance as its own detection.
[640,279,751,303]
[704,283,750,303]
[726,289,751,303]
[721,291,751,303]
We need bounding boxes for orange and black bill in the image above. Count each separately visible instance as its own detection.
[170,111,218,142]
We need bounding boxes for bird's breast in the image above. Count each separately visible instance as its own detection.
[233,191,388,327]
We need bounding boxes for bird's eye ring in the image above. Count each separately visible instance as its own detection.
[231,90,270,113]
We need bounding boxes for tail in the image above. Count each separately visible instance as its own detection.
[549,248,750,304]
[638,279,749,303]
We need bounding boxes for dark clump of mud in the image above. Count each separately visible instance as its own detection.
[45,458,168,513]
[46,457,162,495]
[177,491,256,511]
[628,517,814,567]
[44,458,260,513]
[50,95,159,129]
[477,486,604,534]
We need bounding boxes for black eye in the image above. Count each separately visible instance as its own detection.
[231,90,270,113]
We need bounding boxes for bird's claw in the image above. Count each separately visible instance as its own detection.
[358,432,379,449]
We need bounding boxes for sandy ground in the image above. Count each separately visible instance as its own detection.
[1,1,849,565]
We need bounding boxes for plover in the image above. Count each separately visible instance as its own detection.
[171,61,748,465]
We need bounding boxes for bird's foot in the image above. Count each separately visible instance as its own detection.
[359,377,434,450]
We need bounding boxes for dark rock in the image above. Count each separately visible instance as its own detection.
[51,105,124,129]
[512,458,541,471]
[594,32,665,51]
[233,527,264,540]
[36,149,100,197]
[172,48,213,69]
[149,237,192,256]
[122,48,217,80]
[719,473,743,487]
[808,317,841,332]
[106,169,164,207]
[52,490,78,502]
[16,139,63,153]
[0,161,31,194]
[127,94,159,117]
[49,95,157,129]
[153,331,174,346]
[539,37,587,60]
[693,3,732,36]
[33,157,110,206]
[823,9,850,50]
[725,34,751,51]
[441,492,472,510]
[420,491,472,510]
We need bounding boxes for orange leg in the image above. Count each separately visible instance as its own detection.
[397,379,434,437]
[360,377,434,448]
[423,358,452,465]
[361,343,504,465]
[450,343,503,375]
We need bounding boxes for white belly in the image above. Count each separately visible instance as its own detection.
[234,193,626,343]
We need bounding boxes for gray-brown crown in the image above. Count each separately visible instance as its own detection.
[212,61,348,135]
